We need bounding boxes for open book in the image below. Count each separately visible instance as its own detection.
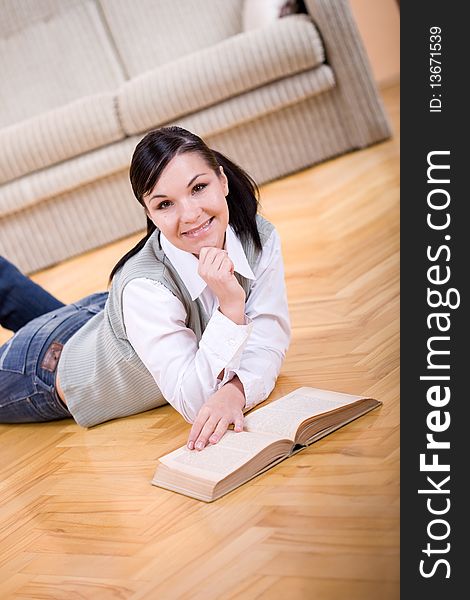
[151,387,381,502]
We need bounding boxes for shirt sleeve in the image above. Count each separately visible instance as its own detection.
[219,227,291,411]
[122,278,253,423]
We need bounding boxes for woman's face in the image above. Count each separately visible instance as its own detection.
[144,152,229,256]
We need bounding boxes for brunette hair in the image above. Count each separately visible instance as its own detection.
[109,126,262,281]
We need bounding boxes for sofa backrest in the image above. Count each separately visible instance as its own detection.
[98,0,244,77]
[0,0,79,36]
[0,0,126,127]
[0,0,246,128]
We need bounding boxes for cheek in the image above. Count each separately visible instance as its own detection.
[212,193,229,218]
[151,210,173,227]
[219,200,229,224]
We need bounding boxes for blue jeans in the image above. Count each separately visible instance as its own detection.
[0,257,108,423]
[0,257,66,331]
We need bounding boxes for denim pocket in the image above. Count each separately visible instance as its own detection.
[0,294,107,377]
[0,308,76,375]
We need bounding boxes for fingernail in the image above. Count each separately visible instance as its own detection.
[209,435,218,444]
[196,441,204,450]
[187,441,194,450]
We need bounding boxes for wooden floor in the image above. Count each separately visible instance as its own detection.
[0,84,400,599]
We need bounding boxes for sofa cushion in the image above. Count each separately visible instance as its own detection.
[0,0,125,128]
[99,0,244,76]
[118,15,324,135]
[0,93,124,185]
[174,66,335,138]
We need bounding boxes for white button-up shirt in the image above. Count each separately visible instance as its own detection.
[122,224,291,423]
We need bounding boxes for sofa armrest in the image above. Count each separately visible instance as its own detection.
[303,0,392,145]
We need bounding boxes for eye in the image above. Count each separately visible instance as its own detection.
[192,183,207,194]
[156,200,173,210]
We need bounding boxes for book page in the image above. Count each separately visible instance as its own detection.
[244,387,367,439]
[158,430,284,483]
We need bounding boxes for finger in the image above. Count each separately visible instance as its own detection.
[199,252,231,280]
[202,254,232,278]
[212,253,231,273]
[234,415,244,433]
[209,418,231,444]
[199,247,224,265]
[198,246,214,260]
[218,256,234,274]
[198,248,224,277]
[197,247,213,269]
[209,413,244,445]
[195,417,224,450]
[187,411,209,449]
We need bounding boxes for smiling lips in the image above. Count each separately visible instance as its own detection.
[181,217,214,238]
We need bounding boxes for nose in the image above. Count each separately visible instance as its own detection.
[179,197,202,224]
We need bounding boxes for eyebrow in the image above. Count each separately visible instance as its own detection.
[148,173,208,201]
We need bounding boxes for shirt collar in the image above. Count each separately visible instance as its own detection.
[160,225,255,300]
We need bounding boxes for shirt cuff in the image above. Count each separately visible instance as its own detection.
[199,309,253,377]
[222,368,267,412]
[217,368,236,389]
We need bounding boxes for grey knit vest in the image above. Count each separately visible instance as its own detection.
[58,215,274,427]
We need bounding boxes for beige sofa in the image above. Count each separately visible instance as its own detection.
[0,0,391,273]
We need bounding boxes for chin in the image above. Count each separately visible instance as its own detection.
[188,235,225,254]
[189,241,216,256]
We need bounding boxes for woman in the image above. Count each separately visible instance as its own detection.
[0,126,291,450]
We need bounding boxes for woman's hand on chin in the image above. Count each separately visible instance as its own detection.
[197,247,245,324]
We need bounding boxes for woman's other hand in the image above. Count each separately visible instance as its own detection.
[198,247,245,324]
[187,377,246,450]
